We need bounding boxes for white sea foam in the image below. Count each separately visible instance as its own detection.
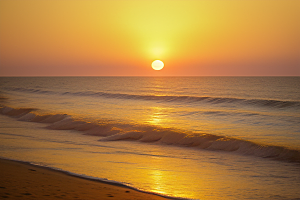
[1,77,300,199]
[1,106,299,163]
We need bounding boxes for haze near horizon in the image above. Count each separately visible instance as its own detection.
[0,0,299,76]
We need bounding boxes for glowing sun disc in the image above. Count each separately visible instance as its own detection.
[151,60,164,70]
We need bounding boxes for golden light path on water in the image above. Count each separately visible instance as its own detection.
[1,103,300,199]
[1,113,275,199]
[1,77,300,199]
[147,107,169,126]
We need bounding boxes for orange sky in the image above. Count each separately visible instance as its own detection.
[0,0,299,76]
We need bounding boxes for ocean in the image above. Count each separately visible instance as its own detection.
[0,76,299,199]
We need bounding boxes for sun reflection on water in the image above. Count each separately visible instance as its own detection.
[145,154,201,199]
[149,169,166,194]
[146,107,170,127]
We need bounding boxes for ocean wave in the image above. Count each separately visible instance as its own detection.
[1,106,299,163]
[4,87,300,109]
[6,87,56,95]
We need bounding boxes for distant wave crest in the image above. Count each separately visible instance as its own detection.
[5,87,300,109]
[1,106,299,163]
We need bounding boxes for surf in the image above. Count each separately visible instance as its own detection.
[4,86,300,109]
[1,105,299,163]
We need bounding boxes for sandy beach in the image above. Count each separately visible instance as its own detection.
[0,158,170,200]
[1,77,300,199]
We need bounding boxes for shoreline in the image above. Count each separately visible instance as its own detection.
[0,158,176,200]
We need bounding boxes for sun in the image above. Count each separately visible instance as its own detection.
[151,60,164,70]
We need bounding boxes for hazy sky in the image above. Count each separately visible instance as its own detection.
[0,0,299,76]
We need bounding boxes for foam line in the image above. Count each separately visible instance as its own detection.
[1,106,299,163]
[5,86,300,109]
[0,157,190,200]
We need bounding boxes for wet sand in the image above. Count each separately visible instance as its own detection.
[0,158,171,200]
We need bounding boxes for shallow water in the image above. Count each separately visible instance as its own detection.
[0,77,300,199]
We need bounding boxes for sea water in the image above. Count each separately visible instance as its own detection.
[0,77,299,199]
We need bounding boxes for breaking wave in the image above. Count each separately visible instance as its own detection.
[1,106,299,163]
[4,87,300,109]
